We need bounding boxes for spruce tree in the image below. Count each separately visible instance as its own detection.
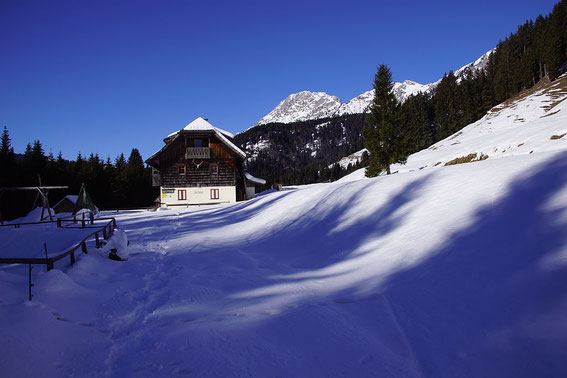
[363,64,407,176]
[0,126,14,158]
[0,126,16,187]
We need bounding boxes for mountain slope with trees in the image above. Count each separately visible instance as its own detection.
[238,0,567,185]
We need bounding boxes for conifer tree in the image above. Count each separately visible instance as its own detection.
[0,126,14,158]
[400,93,434,153]
[0,126,16,187]
[363,64,407,176]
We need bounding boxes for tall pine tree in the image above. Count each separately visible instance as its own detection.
[363,64,408,176]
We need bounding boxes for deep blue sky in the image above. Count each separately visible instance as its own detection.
[0,0,559,161]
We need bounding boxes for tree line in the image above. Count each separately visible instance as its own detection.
[364,0,567,175]
[236,114,368,186]
[0,126,157,221]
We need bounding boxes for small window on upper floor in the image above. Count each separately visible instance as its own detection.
[210,163,218,175]
[178,165,186,175]
[186,137,209,148]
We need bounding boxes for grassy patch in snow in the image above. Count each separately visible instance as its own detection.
[487,74,567,119]
[550,133,566,140]
[445,153,488,166]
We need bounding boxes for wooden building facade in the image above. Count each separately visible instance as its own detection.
[146,117,263,206]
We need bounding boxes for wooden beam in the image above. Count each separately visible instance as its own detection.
[0,186,68,191]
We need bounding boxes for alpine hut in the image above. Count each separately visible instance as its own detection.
[146,117,264,206]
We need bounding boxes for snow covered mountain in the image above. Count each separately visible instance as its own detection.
[257,91,342,125]
[256,49,494,126]
[334,80,432,117]
[256,81,431,125]
[454,48,494,81]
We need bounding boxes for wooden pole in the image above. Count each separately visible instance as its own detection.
[43,243,53,271]
[28,264,33,301]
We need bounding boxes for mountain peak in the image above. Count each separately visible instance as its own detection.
[257,91,342,125]
[254,48,494,127]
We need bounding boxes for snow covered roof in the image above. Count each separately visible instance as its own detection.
[167,117,234,139]
[53,194,78,208]
[214,129,246,159]
[147,117,246,164]
[244,172,266,186]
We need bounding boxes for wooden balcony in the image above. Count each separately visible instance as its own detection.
[185,147,210,159]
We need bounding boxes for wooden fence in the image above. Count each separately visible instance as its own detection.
[0,217,118,300]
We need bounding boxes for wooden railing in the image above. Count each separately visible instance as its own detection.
[185,147,210,159]
[0,217,118,300]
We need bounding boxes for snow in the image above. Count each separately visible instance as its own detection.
[6,206,56,223]
[167,117,234,139]
[331,148,368,169]
[392,75,567,174]
[2,148,566,377]
[0,222,99,260]
[53,195,79,208]
[257,91,342,125]
[254,83,430,126]
[244,172,266,186]
[151,117,246,162]
[1,77,567,377]
[252,48,494,127]
[245,139,271,160]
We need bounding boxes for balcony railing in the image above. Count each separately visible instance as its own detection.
[186,147,210,159]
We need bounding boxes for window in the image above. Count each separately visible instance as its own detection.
[178,190,187,200]
[210,163,218,175]
[178,165,186,175]
[210,188,219,200]
[186,137,209,148]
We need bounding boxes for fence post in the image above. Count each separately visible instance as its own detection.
[57,219,61,228]
[95,233,100,248]
[81,219,85,228]
[81,241,88,254]
[70,251,75,265]
[102,226,108,240]
[28,264,33,301]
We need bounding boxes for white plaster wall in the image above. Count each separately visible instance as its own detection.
[161,186,236,206]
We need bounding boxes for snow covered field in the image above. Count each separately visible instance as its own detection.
[1,149,566,377]
[1,77,567,377]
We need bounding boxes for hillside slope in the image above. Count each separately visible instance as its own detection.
[339,73,567,182]
[1,140,566,376]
